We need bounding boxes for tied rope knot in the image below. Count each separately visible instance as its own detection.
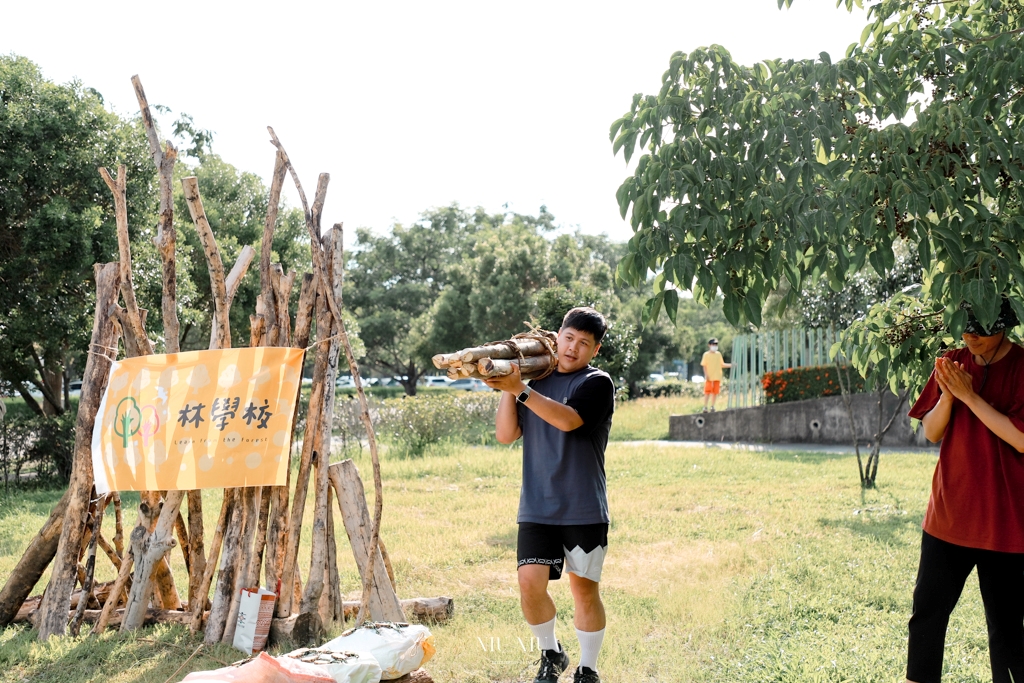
[484,324,558,381]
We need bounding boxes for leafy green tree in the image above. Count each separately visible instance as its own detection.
[610,0,1024,393]
[0,55,153,415]
[347,205,654,395]
[346,204,495,394]
[533,283,639,392]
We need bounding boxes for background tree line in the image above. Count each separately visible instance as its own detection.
[1,54,734,432]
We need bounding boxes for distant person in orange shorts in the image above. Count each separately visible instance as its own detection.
[701,338,731,413]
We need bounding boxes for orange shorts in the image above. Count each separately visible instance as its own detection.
[704,380,721,395]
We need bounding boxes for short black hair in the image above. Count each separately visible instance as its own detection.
[560,307,607,343]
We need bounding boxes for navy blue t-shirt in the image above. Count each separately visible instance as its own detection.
[516,366,615,525]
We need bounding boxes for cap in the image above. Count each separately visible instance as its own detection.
[708,338,718,345]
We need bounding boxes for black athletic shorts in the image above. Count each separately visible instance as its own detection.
[517,522,609,582]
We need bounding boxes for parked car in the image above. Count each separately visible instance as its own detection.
[448,378,493,392]
[648,373,666,383]
[68,380,82,395]
[691,375,705,384]
[420,376,451,388]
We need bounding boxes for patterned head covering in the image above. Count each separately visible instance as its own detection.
[961,297,1020,336]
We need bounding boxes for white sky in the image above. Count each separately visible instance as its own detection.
[3,1,868,245]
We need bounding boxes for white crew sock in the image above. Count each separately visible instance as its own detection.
[576,627,605,671]
[528,616,559,652]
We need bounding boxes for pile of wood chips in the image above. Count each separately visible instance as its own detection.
[432,330,558,381]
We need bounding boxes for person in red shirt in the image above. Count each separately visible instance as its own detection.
[905,298,1024,683]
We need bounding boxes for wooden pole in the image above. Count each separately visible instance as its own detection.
[324,486,343,625]
[36,263,121,640]
[276,284,331,618]
[182,177,231,349]
[131,75,180,356]
[328,460,403,621]
[299,228,343,618]
[69,492,107,635]
[203,492,244,643]
[133,77,211,613]
[222,486,261,644]
[189,489,233,633]
[266,273,315,593]
[261,151,288,346]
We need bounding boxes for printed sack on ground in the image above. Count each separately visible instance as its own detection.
[181,651,334,683]
[280,648,383,683]
[232,586,277,654]
[322,623,435,680]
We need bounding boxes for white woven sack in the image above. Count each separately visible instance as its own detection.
[280,648,382,683]
[321,624,434,680]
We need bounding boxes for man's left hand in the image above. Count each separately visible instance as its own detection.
[484,364,526,394]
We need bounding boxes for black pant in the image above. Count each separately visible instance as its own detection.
[907,531,1024,683]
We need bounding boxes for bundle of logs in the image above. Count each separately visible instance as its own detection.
[431,331,558,381]
[0,76,448,679]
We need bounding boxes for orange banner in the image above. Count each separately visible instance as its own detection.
[92,347,304,493]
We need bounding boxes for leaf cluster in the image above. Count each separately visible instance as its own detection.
[611,0,1024,389]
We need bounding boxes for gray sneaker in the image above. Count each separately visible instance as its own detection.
[533,645,570,682]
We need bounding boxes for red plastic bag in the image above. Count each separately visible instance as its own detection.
[181,651,334,683]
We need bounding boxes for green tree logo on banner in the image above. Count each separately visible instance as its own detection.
[114,397,142,449]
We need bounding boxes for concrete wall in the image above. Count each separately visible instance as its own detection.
[669,392,935,447]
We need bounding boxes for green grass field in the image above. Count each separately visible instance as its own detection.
[0,415,992,682]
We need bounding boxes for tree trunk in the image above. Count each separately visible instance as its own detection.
[36,263,121,640]
[865,386,910,488]
[834,359,865,486]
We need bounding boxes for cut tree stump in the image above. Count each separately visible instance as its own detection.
[268,613,324,648]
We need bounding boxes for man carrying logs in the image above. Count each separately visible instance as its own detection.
[486,307,614,683]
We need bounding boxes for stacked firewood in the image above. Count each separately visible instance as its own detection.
[432,331,558,381]
[0,75,449,662]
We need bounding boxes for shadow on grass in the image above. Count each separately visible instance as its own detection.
[820,511,924,547]
[0,623,249,683]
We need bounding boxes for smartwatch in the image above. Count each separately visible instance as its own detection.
[516,386,532,404]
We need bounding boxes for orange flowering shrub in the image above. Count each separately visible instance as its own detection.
[761,365,865,404]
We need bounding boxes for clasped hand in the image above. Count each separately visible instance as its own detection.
[935,357,975,402]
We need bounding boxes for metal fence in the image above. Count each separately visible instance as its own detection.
[727,328,841,408]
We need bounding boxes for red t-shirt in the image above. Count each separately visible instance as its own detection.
[908,344,1024,552]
